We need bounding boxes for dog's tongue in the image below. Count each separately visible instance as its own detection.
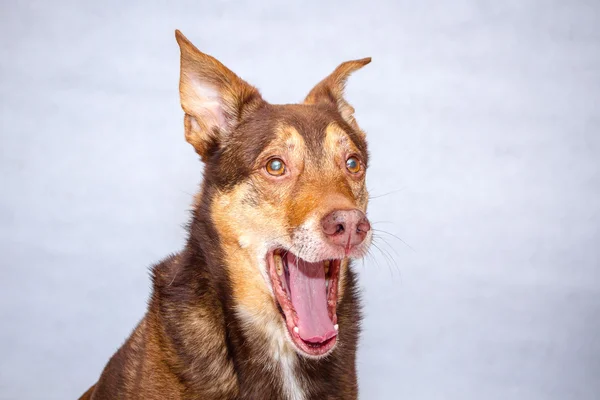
[286,253,336,343]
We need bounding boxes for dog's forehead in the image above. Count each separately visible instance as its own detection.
[271,105,334,155]
[234,103,367,160]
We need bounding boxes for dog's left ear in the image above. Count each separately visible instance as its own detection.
[175,30,265,160]
[304,58,371,131]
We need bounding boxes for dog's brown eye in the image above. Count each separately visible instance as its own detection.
[346,156,361,174]
[266,158,286,176]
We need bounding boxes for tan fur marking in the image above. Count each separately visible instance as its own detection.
[323,123,369,210]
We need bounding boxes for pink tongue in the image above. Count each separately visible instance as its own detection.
[286,253,336,343]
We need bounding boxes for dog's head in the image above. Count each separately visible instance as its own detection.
[176,31,372,358]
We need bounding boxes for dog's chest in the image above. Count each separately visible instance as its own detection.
[256,316,307,400]
[278,351,306,400]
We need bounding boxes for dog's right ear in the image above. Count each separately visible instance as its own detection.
[175,30,264,160]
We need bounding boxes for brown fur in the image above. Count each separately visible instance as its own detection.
[79,30,372,400]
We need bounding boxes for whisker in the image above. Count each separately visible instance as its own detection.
[372,228,415,252]
[372,236,402,274]
[372,234,402,261]
[370,221,396,226]
[370,240,396,278]
[365,248,382,273]
[368,187,406,200]
[371,237,403,283]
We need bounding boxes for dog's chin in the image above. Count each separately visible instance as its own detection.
[267,249,342,358]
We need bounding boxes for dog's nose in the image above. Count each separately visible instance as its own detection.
[321,209,371,250]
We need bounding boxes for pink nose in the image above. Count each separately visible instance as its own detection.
[321,209,371,250]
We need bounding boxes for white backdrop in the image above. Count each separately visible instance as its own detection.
[1,1,599,399]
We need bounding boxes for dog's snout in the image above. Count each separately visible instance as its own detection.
[321,209,370,249]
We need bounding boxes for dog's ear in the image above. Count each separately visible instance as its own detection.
[304,58,371,131]
[175,30,264,160]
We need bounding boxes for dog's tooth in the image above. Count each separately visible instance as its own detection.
[294,326,299,334]
[334,324,339,331]
[275,254,283,276]
[324,260,330,274]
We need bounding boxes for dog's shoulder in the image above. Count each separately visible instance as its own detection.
[85,253,232,400]
[88,312,184,399]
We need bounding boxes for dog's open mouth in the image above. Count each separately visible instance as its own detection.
[267,249,341,356]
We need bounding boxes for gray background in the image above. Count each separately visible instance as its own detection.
[1,0,599,399]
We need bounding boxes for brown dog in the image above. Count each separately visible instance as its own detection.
[79,30,373,400]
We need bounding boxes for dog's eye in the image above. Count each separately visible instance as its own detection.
[266,158,286,176]
[346,156,361,174]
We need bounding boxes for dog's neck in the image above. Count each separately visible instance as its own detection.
[151,188,361,399]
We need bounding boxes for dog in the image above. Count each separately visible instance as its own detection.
[79,30,373,400]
